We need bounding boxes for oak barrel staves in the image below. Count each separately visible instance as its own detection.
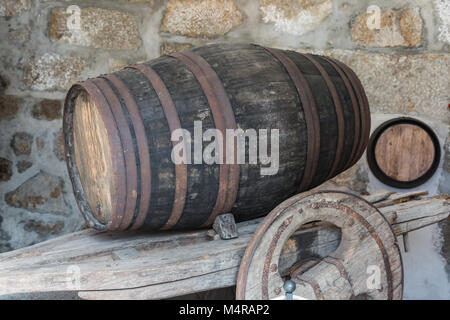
[63,44,371,231]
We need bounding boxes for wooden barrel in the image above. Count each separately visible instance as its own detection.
[63,43,370,231]
[367,117,440,189]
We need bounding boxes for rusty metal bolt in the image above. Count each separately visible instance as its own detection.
[347,218,355,227]
[270,263,278,272]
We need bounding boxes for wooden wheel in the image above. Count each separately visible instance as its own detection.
[236,191,403,300]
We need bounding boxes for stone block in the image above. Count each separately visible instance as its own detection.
[260,0,332,36]
[49,7,142,50]
[5,171,67,215]
[161,0,243,37]
[352,8,423,47]
[22,53,86,90]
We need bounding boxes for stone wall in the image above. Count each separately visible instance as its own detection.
[0,0,449,298]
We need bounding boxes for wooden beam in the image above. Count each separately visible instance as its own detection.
[0,192,447,300]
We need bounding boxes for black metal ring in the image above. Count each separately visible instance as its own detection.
[366,117,441,189]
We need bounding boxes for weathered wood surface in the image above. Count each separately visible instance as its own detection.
[236,191,403,300]
[366,118,440,189]
[73,91,115,224]
[65,43,371,232]
[0,190,448,300]
[373,190,429,208]
[374,123,435,182]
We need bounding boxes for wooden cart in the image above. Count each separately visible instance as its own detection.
[0,186,448,300]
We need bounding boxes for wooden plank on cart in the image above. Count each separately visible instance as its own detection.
[0,191,448,300]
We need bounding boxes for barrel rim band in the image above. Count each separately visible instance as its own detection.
[262,47,320,192]
[366,117,441,189]
[169,50,240,228]
[179,50,240,225]
[64,80,127,230]
[329,58,370,166]
[102,73,152,231]
[345,64,371,162]
[320,56,361,172]
[92,77,138,231]
[128,64,188,230]
[345,63,371,164]
[301,53,345,181]
[327,58,365,167]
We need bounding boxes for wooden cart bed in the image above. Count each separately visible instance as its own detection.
[0,189,448,300]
